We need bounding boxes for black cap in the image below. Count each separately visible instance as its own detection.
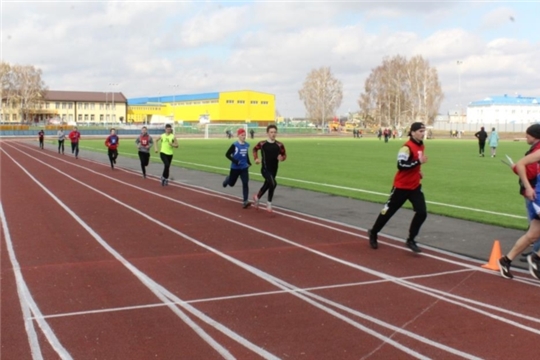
[526,124,540,139]
[410,122,425,133]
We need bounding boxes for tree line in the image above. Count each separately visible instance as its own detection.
[298,55,444,128]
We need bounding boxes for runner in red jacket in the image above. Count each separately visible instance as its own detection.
[105,128,119,169]
[68,126,81,159]
[368,122,428,253]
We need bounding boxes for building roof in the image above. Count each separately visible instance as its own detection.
[128,92,220,105]
[44,90,127,102]
[469,94,540,107]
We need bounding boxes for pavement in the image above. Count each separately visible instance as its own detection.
[37,140,531,269]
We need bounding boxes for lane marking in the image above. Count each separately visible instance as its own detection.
[33,268,474,320]
[5,145,486,359]
[1,149,277,360]
[0,202,71,360]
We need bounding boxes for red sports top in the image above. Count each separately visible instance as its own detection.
[68,131,81,143]
[393,138,425,190]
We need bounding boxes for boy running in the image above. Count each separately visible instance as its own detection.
[57,127,65,154]
[68,126,81,159]
[223,128,252,208]
[154,124,178,186]
[135,126,154,178]
[252,125,287,212]
[367,122,428,253]
[105,128,119,169]
[38,129,44,149]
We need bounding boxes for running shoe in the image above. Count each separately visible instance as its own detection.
[527,253,540,271]
[161,177,166,186]
[498,256,513,279]
[406,239,422,253]
[252,194,259,210]
[242,200,251,209]
[267,202,272,213]
[222,176,229,188]
[368,229,378,249]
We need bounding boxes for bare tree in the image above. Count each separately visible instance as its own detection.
[11,64,47,123]
[359,55,444,128]
[0,62,15,122]
[299,67,343,128]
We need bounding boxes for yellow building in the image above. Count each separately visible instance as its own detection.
[127,90,275,125]
[1,90,127,124]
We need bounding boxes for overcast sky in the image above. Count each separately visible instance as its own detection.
[2,1,539,118]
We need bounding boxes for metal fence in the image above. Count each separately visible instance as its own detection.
[432,122,533,133]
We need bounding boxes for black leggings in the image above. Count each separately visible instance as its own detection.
[58,140,64,153]
[479,141,486,155]
[71,142,79,157]
[39,138,44,149]
[257,168,278,202]
[370,185,427,241]
[108,149,118,166]
[160,153,173,179]
[138,151,150,175]
[226,168,250,202]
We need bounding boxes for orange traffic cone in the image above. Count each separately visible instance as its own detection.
[481,240,503,271]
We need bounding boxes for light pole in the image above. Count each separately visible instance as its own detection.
[457,60,463,121]
[109,83,118,127]
[170,84,179,124]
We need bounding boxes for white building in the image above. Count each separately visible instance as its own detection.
[467,94,540,124]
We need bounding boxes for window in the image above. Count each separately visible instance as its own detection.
[90,103,95,110]
[261,101,269,105]
[77,103,82,109]
[12,114,18,121]
[237,100,245,104]
[226,100,234,104]
[78,114,82,121]
[62,102,67,109]
[45,102,50,109]
[84,103,88,109]
[100,103,104,110]
[100,114,104,121]
[91,114,95,121]
[69,115,73,122]
[56,102,60,109]
[84,114,88,121]
[251,101,258,105]
[68,103,73,109]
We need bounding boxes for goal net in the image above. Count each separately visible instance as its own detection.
[204,123,248,139]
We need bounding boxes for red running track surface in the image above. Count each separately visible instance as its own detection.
[1,141,539,359]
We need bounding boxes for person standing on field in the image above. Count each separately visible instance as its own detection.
[105,128,119,169]
[488,127,499,157]
[252,124,287,212]
[135,126,154,178]
[368,122,429,253]
[68,126,81,159]
[154,124,178,186]
[223,128,252,208]
[57,127,65,154]
[475,126,488,157]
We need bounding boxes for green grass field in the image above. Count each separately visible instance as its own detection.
[79,136,530,230]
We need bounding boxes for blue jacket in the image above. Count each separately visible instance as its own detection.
[225,141,251,170]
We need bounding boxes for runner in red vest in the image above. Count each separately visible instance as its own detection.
[68,126,81,159]
[105,128,119,169]
[135,126,154,178]
[368,122,428,253]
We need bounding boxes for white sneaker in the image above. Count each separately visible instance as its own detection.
[267,202,272,213]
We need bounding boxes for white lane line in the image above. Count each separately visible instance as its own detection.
[1,149,277,360]
[8,145,484,359]
[0,202,71,360]
[33,268,474,320]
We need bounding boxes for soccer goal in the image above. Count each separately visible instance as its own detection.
[204,123,248,139]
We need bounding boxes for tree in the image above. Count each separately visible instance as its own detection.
[0,62,15,122]
[358,55,443,128]
[299,67,343,128]
[11,64,47,123]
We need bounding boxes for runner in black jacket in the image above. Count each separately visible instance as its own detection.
[474,127,488,157]
[252,125,287,213]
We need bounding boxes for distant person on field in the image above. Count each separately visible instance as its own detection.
[252,124,287,213]
[135,126,154,178]
[474,126,488,157]
[57,127,65,154]
[488,127,499,157]
[368,122,428,253]
[223,128,252,208]
[249,128,255,139]
[499,124,540,280]
[38,129,44,149]
[105,128,119,169]
[68,126,81,159]
[154,124,178,186]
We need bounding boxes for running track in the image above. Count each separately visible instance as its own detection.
[1,140,539,360]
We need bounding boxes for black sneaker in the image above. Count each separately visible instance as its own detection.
[527,253,540,271]
[161,177,166,186]
[406,239,422,253]
[368,229,378,249]
[222,176,229,188]
[498,257,513,279]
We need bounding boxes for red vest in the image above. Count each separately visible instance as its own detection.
[393,139,425,190]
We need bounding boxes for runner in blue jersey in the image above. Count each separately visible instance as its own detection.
[223,128,252,208]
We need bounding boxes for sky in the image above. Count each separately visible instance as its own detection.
[1,0,539,118]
